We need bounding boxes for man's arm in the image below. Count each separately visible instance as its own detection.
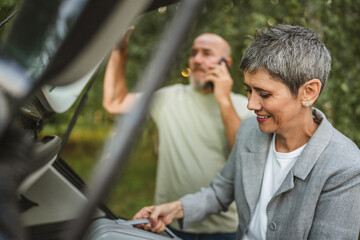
[103,27,136,114]
[205,62,241,148]
[217,96,241,148]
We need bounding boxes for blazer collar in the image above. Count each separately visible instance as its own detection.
[244,121,272,153]
[292,108,334,180]
[242,109,334,208]
[242,121,272,214]
[245,108,334,180]
[274,108,334,198]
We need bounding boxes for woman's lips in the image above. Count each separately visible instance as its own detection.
[257,115,269,123]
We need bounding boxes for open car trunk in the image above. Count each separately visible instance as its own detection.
[0,0,205,239]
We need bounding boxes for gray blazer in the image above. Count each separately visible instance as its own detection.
[180,109,360,239]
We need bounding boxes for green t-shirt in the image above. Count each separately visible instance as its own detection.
[149,84,252,233]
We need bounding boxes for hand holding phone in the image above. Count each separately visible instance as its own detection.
[218,57,231,71]
[203,57,230,90]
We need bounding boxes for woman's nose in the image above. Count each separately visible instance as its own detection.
[247,94,262,111]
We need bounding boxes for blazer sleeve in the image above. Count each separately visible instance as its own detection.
[308,160,360,239]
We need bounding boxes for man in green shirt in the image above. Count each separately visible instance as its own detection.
[103,30,252,240]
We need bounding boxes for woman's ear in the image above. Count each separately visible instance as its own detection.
[301,79,322,107]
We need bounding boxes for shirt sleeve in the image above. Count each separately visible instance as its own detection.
[147,87,172,122]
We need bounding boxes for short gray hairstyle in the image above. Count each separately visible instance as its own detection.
[240,24,331,96]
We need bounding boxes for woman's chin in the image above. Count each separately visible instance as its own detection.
[257,124,274,134]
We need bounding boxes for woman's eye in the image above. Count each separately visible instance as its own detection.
[260,93,270,98]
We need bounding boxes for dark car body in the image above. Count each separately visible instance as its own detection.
[0,0,204,239]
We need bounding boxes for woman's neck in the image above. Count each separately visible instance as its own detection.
[275,114,318,153]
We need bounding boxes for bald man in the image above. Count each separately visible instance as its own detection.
[103,33,253,240]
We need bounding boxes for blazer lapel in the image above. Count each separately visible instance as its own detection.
[273,170,295,197]
[293,109,333,180]
[274,109,333,197]
[241,127,272,215]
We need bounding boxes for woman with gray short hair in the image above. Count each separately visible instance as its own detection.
[133,25,360,240]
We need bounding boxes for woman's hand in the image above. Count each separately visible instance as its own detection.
[132,200,184,233]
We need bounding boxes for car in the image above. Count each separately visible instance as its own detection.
[0,0,205,239]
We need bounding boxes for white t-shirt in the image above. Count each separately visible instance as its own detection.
[243,134,306,240]
[147,84,253,233]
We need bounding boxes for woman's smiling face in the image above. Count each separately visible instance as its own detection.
[244,70,304,136]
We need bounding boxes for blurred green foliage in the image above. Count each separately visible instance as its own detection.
[2,0,357,144]
[124,0,360,146]
[1,0,360,222]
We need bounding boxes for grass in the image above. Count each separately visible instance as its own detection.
[50,121,158,220]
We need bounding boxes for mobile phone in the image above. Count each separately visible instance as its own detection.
[203,57,230,90]
[218,57,231,71]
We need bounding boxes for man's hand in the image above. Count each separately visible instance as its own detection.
[204,62,233,106]
[113,26,135,70]
[115,26,135,50]
[204,61,241,148]
[133,201,184,234]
